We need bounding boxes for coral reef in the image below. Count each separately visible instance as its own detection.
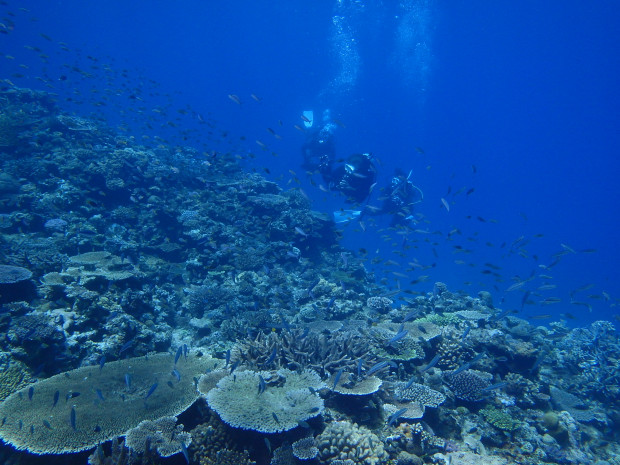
[291,437,319,460]
[0,352,215,454]
[125,416,191,458]
[0,88,618,465]
[444,370,491,402]
[234,327,380,376]
[204,368,324,433]
[188,410,255,465]
[317,420,389,465]
[0,359,34,400]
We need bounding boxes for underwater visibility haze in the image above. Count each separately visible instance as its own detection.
[0,1,619,464]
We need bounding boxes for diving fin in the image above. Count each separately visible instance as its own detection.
[302,110,314,128]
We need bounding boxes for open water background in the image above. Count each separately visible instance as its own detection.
[2,0,619,325]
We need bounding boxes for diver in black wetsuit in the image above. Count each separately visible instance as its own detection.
[369,169,423,226]
[301,109,337,185]
[330,152,378,204]
[301,109,378,204]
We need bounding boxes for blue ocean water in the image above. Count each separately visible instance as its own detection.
[2,0,618,326]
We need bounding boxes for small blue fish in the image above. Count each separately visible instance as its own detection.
[481,381,507,392]
[387,408,408,427]
[333,368,344,390]
[421,354,441,372]
[119,339,134,355]
[145,383,158,400]
[258,375,266,395]
[387,329,408,346]
[28,386,34,401]
[171,368,181,382]
[307,279,319,299]
[66,392,80,402]
[489,308,511,322]
[451,362,471,376]
[402,309,420,322]
[174,346,183,365]
[229,360,240,374]
[52,390,59,408]
[70,406,77,431]
[357,358,364,377]
[460,324,471,344]
[124,374,132,389]
[272,412,280,424]
[404,375,417,390]
[99,356,106,371]
[264,437,272,454]
[42,419,52,430]
[531,351,547,372]
[225,349,231,367]
[181,441,189,464]
[95,389,105,402]
[365,361,389,377]
[278,313,291,332]
[183,343,188,360]
[264,347,277,367]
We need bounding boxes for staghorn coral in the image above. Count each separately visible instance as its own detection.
[316,420,388,465]
[204,368,324,433]
[0,352,215,454]
[233,327,378,376]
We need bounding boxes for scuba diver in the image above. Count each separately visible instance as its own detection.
[301,110,420,225]
[371,169,424,227]
[331,167,423,226]
[301,109,337,184]
[302,109,377,203]
[330,152,378,204]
